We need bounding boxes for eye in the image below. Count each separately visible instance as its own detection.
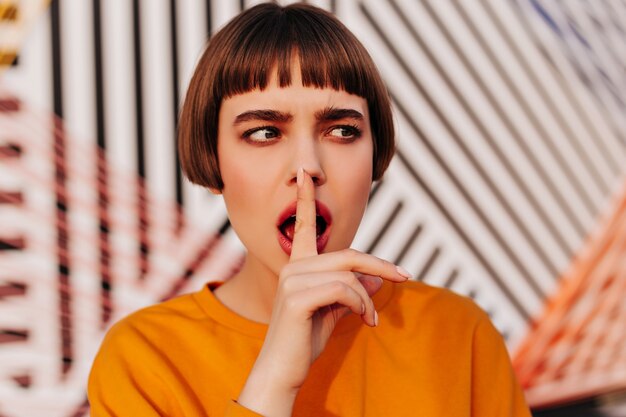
[327,125,362,142]
[242,126,280,144]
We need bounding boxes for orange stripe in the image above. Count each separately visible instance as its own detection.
[513,181,626,407]
[0,3,19,22]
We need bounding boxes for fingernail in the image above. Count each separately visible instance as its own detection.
[297,167,304,188]
[396,265,411,279]
[361,303,365,315]
[374,310,379,327]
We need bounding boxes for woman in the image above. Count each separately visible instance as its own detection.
[88,3,531,416]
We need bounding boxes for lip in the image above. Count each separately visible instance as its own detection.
[276,200,333,256]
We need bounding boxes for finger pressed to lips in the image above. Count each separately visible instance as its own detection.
[290,168,318,261]
[286,169,409,282]
[284,168,406,327]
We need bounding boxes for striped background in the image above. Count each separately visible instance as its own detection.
[1,0,625,414]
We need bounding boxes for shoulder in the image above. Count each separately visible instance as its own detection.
[388,280,487,322]
[90,290,208,387]
[88,293,206,415]
[100,290,206,351]
[378,280,495,343]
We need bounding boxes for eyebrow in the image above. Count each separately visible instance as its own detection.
[233,107,364,126]
[234,110,293,125]
[315,107,364,122]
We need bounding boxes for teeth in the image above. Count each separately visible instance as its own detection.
[280,216,296,241]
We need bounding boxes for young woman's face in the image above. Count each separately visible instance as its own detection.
[216,68,374,276]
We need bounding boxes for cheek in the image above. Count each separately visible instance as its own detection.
[219,157,268,251]
[326,141,373,234]
[220,156,250,192]
[218,139,268,193]
[329,141,373,194]
[345,169,372,222]
[221,158,264,213]
[218,148,281,232]
[343,165,372,204]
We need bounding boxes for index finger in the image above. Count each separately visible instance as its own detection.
[290,167,318,261]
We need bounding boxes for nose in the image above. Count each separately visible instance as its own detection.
[288,137,326,186]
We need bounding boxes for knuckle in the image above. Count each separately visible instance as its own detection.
[377,256,390,270]
[281,276,296,293]
[329,281,348,297]
[343,271,359,287]
[342,248,359,262]
[284,294,302,312]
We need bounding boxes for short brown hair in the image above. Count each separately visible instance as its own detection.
[178,2,395,190]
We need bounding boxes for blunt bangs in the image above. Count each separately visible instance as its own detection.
[178,2,395,190]
[218,4,370,98]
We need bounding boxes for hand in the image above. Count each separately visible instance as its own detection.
[237,168,409,416]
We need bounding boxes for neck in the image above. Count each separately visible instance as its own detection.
[214,254,279,323]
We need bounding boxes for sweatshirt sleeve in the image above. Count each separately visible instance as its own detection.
[471,313,532,417]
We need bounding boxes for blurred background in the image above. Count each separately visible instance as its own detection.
[1,0,625,415]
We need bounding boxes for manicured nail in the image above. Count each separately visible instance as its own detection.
[374,310,379,326]
[297,167,304,187]
[396,265,411,279]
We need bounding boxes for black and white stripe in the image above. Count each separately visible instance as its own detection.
[4,0,625,346]
[1,1,625,414]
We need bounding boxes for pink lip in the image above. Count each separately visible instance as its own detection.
[276,200,333,256]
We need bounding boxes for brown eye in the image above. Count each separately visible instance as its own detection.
[328,125,362,141]
[243,126,280,143]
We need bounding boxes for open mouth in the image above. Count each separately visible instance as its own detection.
[278,214,328,241]
[276,200,332,255]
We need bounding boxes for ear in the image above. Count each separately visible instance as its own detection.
[208,187,222,195]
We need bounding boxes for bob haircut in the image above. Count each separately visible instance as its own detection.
[178,2,395,190]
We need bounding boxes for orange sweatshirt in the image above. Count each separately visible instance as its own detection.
[88,280,531,416]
